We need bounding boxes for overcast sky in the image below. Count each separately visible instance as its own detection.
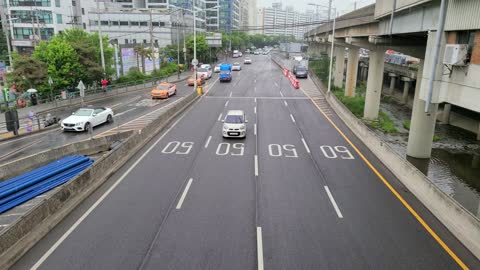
[257,0,375,15]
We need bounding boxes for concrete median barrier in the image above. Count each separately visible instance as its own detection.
[0,89,198,269]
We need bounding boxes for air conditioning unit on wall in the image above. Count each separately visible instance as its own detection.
[443,44,469,66]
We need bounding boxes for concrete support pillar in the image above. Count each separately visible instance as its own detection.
[477,122,480,141]
[401,77,412,104]
[407,60,439,159]
[388,73,397,95]
[364,50,385,120]
[345,47,359,97]
[441,103,451,124]
[333,46,345,88]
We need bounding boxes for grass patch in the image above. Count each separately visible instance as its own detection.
[403,120,411,130]
[331,87,365,118]
[367,111,398,134]
[433,134,442,142]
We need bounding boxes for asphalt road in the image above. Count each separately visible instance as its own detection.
[0,77,191,165]
[11,55,480,270]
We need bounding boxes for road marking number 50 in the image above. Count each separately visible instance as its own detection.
[268,144,298,158]
[161,141,194,155]
[216,143,245,156]
[320,145,354,159]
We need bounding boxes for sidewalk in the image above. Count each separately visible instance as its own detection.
[0,72,190,119]
[0,72,190,140]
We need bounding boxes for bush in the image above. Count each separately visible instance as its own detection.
[433,134,442,142]
[403,120,411,130]
[152,62,179,80]
[367,111,398,134]
[332,87,365,118]
[116,67,151,84]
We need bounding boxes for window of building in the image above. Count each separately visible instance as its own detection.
[148,0,166,3]
[140,21,148,26]
[112,21,119,26]
[159,22,165,27]
[130,21,139,26]
[152,22,159,27]
[83,23,86,29]
[55,0,60,7]
[57,14,62,23]
[11,10,53,24]
[133,39,136,44]
[10,0,51,6]
[72,0,76,6]
[143,39,147,43]
[125,39,129,44]
[120,21,128,26]
[82,8,85,15]
[101,21,109,26]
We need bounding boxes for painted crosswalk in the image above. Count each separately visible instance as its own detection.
[94,98,185,138]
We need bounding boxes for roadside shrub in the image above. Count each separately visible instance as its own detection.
[403,120,411,130]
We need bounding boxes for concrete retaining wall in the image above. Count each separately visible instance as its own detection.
[0,89,199,269]
[0,132,132,181]
[309,71,480,260]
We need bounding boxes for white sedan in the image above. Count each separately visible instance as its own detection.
[61,107,114,132]
[232,63,241,71]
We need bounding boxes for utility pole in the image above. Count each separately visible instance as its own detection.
[182,10,186,67]
[176,11,180,79]
[327,10,336,93]
[0,5,13,66]
[354,1,357,10]
[149,9,156,71]
[96,0,106,76]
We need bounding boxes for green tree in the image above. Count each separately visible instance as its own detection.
[0,24,9,66]
[59,29,115,82]
[6,54,47,91]
[33,38,83,92]
[186,34,209,63]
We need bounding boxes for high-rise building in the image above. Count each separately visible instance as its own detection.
[247,0,257,33]
[218,0,240,31]
[258,3,315,40]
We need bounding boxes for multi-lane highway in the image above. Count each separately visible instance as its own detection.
[0,77,190,165]
[11,55,479,269]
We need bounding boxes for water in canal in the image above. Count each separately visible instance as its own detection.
[376,99,480,217]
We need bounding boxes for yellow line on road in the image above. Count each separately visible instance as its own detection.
[299,87,469,270]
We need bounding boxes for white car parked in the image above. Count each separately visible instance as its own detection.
[222,110,247,138]
[61,107,114,132]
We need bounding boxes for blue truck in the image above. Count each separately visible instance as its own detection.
[219,63,232,82]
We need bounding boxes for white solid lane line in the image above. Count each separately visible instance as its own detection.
[176,178,193,209]
[225,100,229,107]
[301,137,311,153]
[218,113,223,121]
[30,111,188,270]
[204,136,212,148]
[254,155,259,176]
[325,186,344,218]
[254,124,257,135]
[290,114,296,123]
[114,108,136,117]
[284,101,288,107]
[257,227,264,270]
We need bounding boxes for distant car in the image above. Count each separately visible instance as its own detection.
[295,66,308,78]
[222,110,248,138]
[187,76,205,86]
[239,52,243,57]
[214,64,221,73]
[197,67,212,79]
[244,58,252,64]
[61,107,113,132]
[263,51,268,55]
[254,51,259,55]
[151,82,177,99]
[200,64,211,70]
[232,62,241,71]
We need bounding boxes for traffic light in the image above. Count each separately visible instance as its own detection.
[3,88,9,102]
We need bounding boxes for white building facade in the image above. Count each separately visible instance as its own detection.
[258,3,315,40]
